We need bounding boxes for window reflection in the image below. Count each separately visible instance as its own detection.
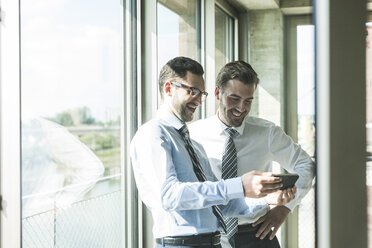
[20,0,123,247]
[157,0,200,70]
[215,6,234,76]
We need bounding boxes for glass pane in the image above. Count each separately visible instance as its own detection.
[366,21,372,248]
[20,1,124,247]
[297,25,315,248]
[157,0,200,114]
[215,6,234,76]
[157,0,200,70]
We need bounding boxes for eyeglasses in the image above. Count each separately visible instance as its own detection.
[171,81,208,101]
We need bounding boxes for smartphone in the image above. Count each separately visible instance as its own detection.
[273,173,299,190]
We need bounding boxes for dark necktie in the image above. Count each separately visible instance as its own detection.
[178,125,227,232]
[222,128,238,240]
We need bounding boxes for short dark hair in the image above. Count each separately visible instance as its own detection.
[158,56,204,98]
[216,61,259,90]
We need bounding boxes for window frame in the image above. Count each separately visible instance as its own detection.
[0,0,22,247]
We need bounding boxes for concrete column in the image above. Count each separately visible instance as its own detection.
[316,0,367,247]
[248,9,284,126]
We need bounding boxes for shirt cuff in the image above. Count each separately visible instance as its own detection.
[224,177,245,200]
[244,197,267,207]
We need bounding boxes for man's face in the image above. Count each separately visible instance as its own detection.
[170,71,205,122]
[216,79,255,127]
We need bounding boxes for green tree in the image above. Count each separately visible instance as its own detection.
[78,106,95,124]
[54,111,74,126]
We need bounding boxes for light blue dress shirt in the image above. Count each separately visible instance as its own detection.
[130,107,266,238]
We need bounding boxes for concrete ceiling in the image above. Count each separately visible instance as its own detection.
[230,0,372,11]
[233,0,280,9]
[227,0,313,14]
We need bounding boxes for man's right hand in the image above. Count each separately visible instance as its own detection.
[241,171,282,198]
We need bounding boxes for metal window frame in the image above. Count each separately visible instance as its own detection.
[0,0,22,247]
[123,0,140,247]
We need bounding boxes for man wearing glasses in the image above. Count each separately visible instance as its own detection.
[189,61,315,248]
[130,57,295,247]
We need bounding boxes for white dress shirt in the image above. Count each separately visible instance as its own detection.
[189,115,315,225]
[130,107,268,238]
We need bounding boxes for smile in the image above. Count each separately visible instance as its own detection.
[231,110,243,117]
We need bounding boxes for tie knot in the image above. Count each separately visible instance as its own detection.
[224,128,237,138]
[179,125,190,139]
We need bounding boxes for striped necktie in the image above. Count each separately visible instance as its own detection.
[178,125,227,232]
[222,128,238,240]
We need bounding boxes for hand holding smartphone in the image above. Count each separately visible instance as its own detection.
[273,173,299,190]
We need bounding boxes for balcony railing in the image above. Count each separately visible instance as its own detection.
[22,175,122,248]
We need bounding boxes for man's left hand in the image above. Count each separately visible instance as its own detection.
[252,206,291,240]
[264,186,296,205]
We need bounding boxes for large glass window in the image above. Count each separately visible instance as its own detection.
[285,15,315,248]
[157,0,200,70]
[20,1,124,247]
[156,0,201,114]
[215,6,234,76]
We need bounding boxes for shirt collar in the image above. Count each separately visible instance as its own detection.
[215,111,245,136]
[157,105,185,130]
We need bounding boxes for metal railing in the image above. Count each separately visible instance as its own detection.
[22,176,122,248]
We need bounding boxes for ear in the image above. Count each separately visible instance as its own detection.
[164,81,173,97]
[215,86,221,100]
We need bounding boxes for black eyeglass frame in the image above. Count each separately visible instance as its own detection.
[171,81,208,101]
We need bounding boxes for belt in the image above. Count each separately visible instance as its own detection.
[156,232,221,246]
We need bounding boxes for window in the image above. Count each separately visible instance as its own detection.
[157,0,201,70]
[296,24,315,248]
[286,15,315,248]
[215,6,234,76]
[156,0,201,113]
[20,1,124,247]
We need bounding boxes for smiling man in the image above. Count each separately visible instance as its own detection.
[189,61,315,248]
[130,57,294,248]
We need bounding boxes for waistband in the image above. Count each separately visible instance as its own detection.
[237,223,259,232]
[155,232,221,246]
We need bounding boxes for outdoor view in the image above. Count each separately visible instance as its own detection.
[20,0,124,247]
[296,25,315,248]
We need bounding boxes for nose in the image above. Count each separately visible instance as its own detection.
[236,100,245,111]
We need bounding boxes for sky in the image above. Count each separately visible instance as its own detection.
[21,0,123,122]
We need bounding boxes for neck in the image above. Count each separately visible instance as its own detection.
[217,109,231,127]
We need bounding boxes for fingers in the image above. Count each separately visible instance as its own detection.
[278,191,285,205]
[252,184,282,198]
[260,182,283,194]
[256,221,272,240]
[270,225,280,240]
[242,171,284,198]
[252,216,265,227]
[255,221,269,238]
[292,186,297,194]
